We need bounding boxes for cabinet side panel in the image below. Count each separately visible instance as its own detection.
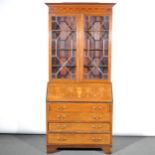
[48,11,52,80]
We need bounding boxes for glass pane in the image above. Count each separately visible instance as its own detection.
[84,16,109,80]
[51,16,76,79]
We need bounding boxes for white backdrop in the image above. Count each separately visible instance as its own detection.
[0,0,155,135]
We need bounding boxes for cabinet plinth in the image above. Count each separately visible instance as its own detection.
[46,3,115,154]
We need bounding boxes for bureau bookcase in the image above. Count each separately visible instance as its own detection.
[46,3,115,154]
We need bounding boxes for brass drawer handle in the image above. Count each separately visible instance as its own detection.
[91,138,103,142]
[57,138,67,141]
[92,125,103,129]
[57,115,66,120]
[58,106,66,111]
[92,116,101,120]
[57,124,67,129]
[92,106,103,110]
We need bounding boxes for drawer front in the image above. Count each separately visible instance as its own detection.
[48,133,111,144]
[48,123,111,132]
[48,112,111,122]
[48,103,111,113]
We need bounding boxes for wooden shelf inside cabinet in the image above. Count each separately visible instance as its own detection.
[46,2,115,154]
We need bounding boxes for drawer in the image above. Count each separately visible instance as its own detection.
[48,103,112,113]
[48,133,111,144]
[48,111,111,122]
[48,122,111,132]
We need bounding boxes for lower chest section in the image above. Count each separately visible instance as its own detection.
[47,103,112,145]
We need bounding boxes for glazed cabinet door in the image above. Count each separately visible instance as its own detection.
[50,15,79,80]
[83,16,110,80]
